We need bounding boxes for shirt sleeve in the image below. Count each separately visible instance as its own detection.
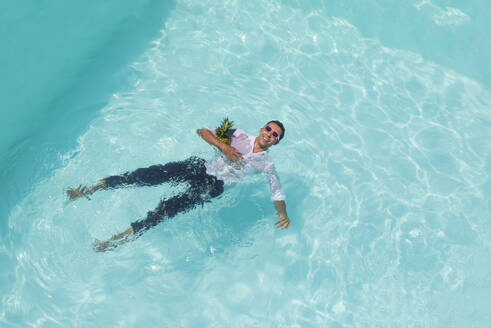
[264,161,285,201]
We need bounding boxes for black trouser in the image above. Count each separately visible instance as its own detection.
[103,157,224,234]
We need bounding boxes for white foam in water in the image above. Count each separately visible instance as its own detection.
[2,0,491,327]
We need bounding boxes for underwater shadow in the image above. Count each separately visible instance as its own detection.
[211,174,308,251]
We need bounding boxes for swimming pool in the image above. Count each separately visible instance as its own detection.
[1,0,490,327]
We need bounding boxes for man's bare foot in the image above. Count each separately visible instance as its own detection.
[93,239,116,252]
[66,184,92,200]
[66,180,106,201]
[93,227,134,252]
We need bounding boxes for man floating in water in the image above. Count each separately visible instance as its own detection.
[67,120,290,251]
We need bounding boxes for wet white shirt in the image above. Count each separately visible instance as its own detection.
[204,127,285,201]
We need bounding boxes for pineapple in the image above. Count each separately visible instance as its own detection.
[215,117,234,145]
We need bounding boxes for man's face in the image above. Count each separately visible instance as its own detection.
[258,122,282,148]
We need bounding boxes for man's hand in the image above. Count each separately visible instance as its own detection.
[275,211,290,230]
[273,200,290,230]
[221,144,244,166]
[197,128,244,166]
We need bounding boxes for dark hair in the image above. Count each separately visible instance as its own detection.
[267,120,285,141]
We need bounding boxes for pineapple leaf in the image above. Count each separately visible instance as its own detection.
[215,117,234,144]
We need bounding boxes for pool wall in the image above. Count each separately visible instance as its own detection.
[0,0,174,227]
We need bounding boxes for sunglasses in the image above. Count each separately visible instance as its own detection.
[264,125,280,141]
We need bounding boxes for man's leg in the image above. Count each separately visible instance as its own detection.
[94,174,224,252]
[67,157,201,200]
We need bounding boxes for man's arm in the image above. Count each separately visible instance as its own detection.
[274,200,290,230]
[196,128,226,150]
[196,128,244,164]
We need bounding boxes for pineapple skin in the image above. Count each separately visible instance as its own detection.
[217,136,231,145]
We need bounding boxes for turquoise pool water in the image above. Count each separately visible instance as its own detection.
[1,0,490,327]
